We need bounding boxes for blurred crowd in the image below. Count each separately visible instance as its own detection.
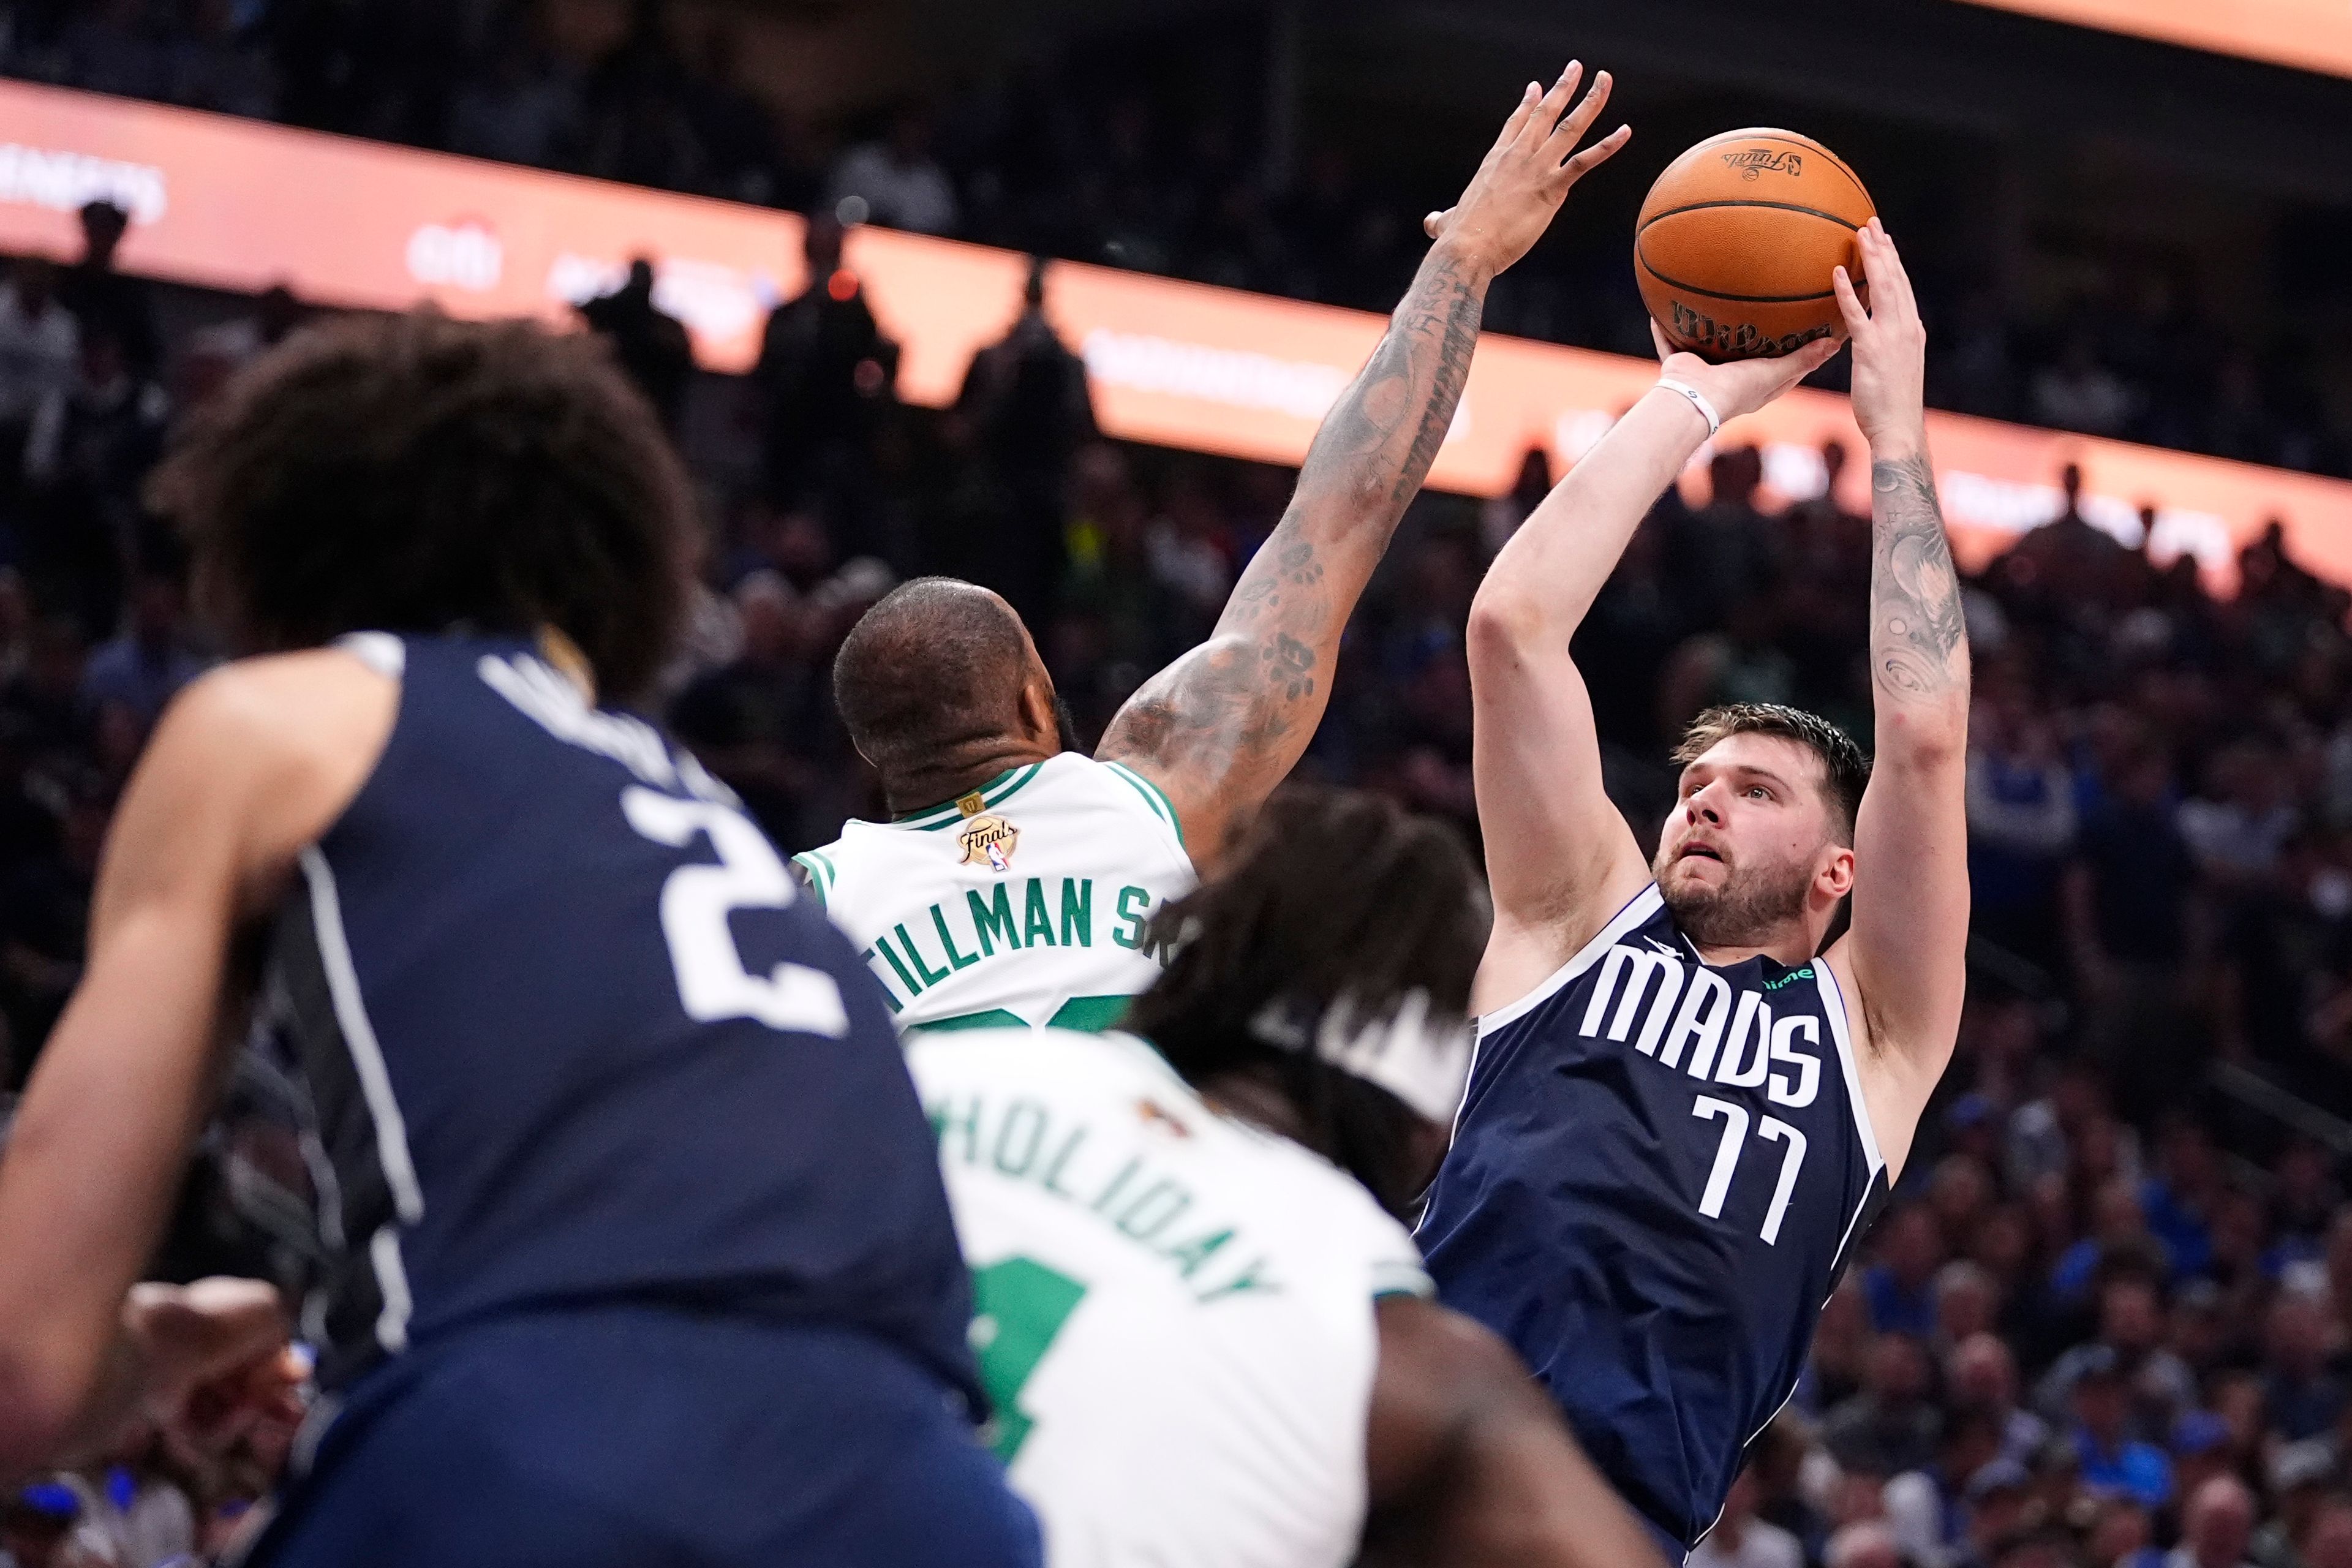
[0,15,2348,1568]
[1,0,2346,477]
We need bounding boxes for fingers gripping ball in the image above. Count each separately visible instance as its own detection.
[1636,129,1875,361]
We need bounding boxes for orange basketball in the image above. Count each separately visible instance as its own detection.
[1635,129,1874,361]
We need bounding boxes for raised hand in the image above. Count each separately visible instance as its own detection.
[1649,319,1840,427]
[1422,63,1630,282]
[1833,219,1928,457]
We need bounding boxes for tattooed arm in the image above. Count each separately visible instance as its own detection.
[1098,62,1629,873]
[1825,222,1971,1167]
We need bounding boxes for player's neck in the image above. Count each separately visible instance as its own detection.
[1690,932,1819,970]
[881,739,1060,818]
[1684,907,1831,971]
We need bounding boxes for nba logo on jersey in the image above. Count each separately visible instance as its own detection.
[959,809,1019,873]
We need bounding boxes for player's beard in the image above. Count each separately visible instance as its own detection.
[1653,845,1814,949]
[1054,695,1082,754]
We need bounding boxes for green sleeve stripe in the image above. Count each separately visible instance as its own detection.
[1044,993,1135,1033]
[906,1008,1031,1033]
[1370,1264,1435,1300]
[791,853,831,906]
[1102,762,1185,847]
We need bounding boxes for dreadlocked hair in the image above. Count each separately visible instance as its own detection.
[1126,786,1483,1216]
[149,311,697,703]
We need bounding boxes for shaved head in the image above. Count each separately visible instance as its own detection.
[834,578,1041,780]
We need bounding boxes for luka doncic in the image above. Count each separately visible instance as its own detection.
[0,315,1038,1567]
[1420,224,1970,1561]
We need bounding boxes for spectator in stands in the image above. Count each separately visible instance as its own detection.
[2034,331,2136,437]
[1826,1333,1945,1479]
[949,256,1096,633]
[667,570,823,848]
[1868,1206,1947,1338]
[1948,1332,2050,1468]
[578,256,693,430]
[753,215,899,514]
[0,259,79,489]
[78,569,203,731]
[1694,1467,1804,1568]
[827,109,959,235]
[2261,1291,2345,1442]
[56,203,157,379]
[1826,1520,1904,1568]
[2068,1348,2176,1510]
[2174,1476,2263,1568]
[2253,1440,2339,1568]
[1887,1410,2006,1568]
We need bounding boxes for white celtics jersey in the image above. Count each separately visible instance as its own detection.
[794,753,1196,1033]
[908,1028,1431,1568]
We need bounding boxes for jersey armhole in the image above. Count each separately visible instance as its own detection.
[1099,759,1188,856]
[1475,883,1664,1033]
[791,849,837,908]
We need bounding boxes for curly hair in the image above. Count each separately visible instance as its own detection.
[1126,787,1485,1215]
[149,311,696,701]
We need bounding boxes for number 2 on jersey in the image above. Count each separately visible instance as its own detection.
[969,1256,1088,1463]
[621,787,849,1037]
[1692,1094,1808,1245]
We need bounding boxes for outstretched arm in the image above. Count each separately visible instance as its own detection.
[0,655,386,1475]
[1824,222,1970,1169]
[1362,1295,1664,1568]
[1099,63,1629,871]
[1469,329,1837,1012]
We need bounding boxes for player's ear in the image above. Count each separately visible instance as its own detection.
[1016,671,1058,748]
[1818,843,1856,902]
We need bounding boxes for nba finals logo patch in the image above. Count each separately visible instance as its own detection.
[957,809,1020,873]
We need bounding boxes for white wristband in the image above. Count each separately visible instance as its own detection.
[1654,377,1722,438]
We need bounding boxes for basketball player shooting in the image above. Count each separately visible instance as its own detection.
[797,63,1630,1033]
[1416,219,1970,1562]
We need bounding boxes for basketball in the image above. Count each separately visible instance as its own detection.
[1635,129,1875,360]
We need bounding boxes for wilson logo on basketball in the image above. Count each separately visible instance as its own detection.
[1721,148,1802,180]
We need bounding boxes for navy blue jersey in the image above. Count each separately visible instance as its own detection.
[1418,884,1889,1552]
[226,633,979,1405]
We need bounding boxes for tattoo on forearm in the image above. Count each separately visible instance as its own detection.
[1868,454,1967,700]
[1102,246,1487,790]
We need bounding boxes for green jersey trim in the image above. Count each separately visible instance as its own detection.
[1044,993,1136,1033]
[790,850,837,906]
[1100,761,1186,848]
[891,762,1047,831]
[1370,1262,1435,1300]
[907,1007,1031,1033]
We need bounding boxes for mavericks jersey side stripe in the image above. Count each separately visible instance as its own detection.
[1812,961,1886,1172]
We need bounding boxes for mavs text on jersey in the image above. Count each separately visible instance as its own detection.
[1417,884,1889,1555]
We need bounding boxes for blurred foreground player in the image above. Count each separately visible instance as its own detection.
[1419,222,1970,1559]
[911,790,1665,1568]
[0,315,1038,1567]
[798,64,1631,1031]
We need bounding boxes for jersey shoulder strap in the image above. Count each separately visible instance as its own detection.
[791,841,843,908]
